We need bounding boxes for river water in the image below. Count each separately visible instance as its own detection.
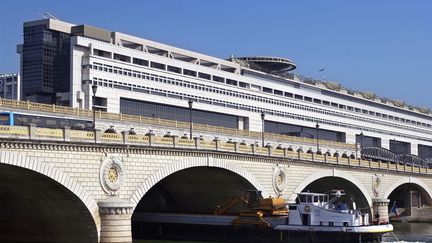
[382,222,432,243]
[137,222,432,243]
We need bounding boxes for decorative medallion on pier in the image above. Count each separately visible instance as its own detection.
[272,166,287,195]
[100,157,125,195]
[372,174,381,197]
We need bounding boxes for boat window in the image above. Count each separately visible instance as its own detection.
[313,196,319,203]
[288,206,297,210]
[329,222,334,226]
[343,222,349,227]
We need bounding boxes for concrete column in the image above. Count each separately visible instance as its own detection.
[372,198,390,224]
[213,137,220,150]
[63,126,71,142]
[381,138,390,150]
[28,123,36,140]
[95,129,102,143]
[410,143,418,156]
[172,135,179,148]
[345,132,357,145]
[194,137,200,149]
[265,144,272,156]
[251,143,256,154]
[121,131,129,144]
[233,141,239,153]
[146,132,155,146]
[98,197,134,243]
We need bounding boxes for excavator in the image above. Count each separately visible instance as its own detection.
[214,190,288,227]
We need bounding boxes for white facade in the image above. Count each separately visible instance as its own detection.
[21,19,425,158]
[0,73,21,100]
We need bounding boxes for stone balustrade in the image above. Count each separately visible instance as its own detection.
[0,124,430,176]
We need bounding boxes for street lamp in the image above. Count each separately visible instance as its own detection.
[188,99,193,139]
[315,122,320,152]
[91,84,98,131]
[359,131,364,159]
[261,112,265,147]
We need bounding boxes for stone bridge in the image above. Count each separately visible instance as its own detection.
[1,125,432,243]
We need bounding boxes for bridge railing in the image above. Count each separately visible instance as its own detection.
[0,124,430,176]
[361,146,432,168]
[0,98,355,151]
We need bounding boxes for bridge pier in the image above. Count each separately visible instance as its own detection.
[98,197,134,243]
[372,198,390,224]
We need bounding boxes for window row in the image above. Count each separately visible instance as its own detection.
[90,76,432,144]
[85,62,432,136]
[91,48,431,128]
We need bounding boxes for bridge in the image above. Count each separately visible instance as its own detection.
[1,100,432,243]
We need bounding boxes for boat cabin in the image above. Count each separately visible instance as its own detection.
[288,191,369,227]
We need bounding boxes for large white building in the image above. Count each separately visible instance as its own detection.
[18,18,432,162]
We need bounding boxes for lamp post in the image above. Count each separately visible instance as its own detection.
[315,122,320,152]
[261,112,265,147]
[188,99,193,139]
[91,84,98,131]
[359,132,364,158]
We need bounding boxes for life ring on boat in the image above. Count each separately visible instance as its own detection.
[304,205,311,212]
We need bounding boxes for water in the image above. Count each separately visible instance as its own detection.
[382,222,432,243]
[136,222,432,243]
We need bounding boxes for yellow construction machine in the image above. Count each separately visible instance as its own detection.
[214,190,288,227]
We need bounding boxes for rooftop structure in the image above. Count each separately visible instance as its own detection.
[230,56,296,75]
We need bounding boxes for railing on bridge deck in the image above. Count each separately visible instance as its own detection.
[361,146,432,168]
[0,124,430,176]
[0,98,355,151]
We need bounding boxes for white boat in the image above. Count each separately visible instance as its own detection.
[274,191,393,242]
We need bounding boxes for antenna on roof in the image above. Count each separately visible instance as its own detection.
[39,12,58,20]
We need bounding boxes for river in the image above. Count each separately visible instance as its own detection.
[137,222,432,243]
[382,222,432,243]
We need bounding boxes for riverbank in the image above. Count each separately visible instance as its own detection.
[390,207,432,223]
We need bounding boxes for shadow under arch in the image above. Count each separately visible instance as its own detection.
[384,177,432,206]
[130,158,267,210]
[291,169,373,210]
[0,163,98,242]
[0,150,100,230]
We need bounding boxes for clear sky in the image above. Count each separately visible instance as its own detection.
[1,0,431,108]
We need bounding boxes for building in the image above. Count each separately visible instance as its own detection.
[17,18,73,105]
[17,18,432,161]
[0,73,21,100]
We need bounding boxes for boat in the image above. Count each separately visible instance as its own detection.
[134,190,393,242]
[274,190,393,242]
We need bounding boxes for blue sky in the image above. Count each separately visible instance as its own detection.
[1,0,431,108]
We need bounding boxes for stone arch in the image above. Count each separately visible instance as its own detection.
[290,169,373,207]
[383,177,432,200]
[0,150,100,234]
[130,157,267,209]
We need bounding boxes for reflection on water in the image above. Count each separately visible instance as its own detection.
[383,222,432,243]
[136,223,432,243]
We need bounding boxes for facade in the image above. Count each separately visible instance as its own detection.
[17,18,432,161]
[0,73,20,100]
[17,19,73,105]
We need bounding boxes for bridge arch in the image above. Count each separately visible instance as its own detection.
[0,150,100,237]
[130,157,267,209]
[383,177,432,200]
[290,169,373,208]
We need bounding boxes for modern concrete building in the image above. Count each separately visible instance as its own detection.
[0,73,21,100]
[17,18,432,162]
